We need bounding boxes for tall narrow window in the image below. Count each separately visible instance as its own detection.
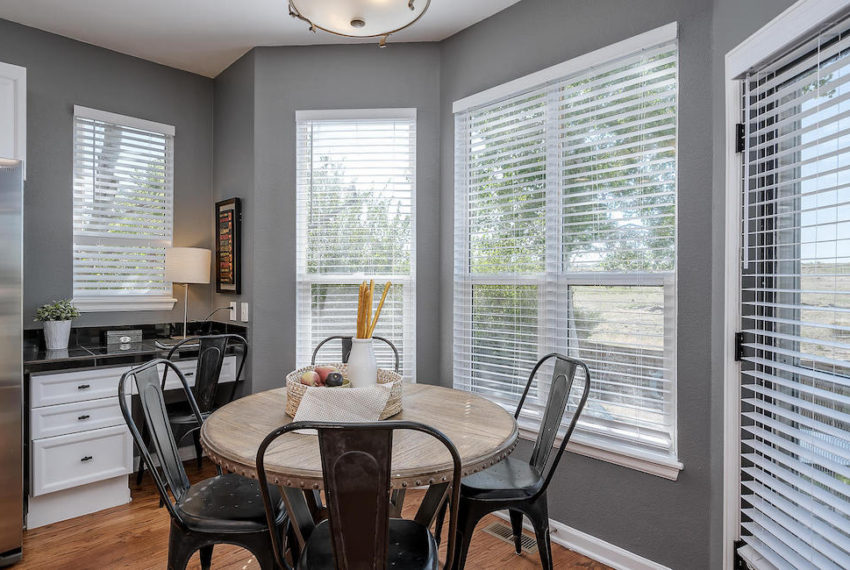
[72,106,175,312]
[296,110,416,380]
[738,17,850,569]
[454,29,679,471]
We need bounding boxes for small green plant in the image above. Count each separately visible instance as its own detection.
[34,299,80,322]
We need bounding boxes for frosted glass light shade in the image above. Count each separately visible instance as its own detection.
[289,0,430,39]
[165,247,211,284]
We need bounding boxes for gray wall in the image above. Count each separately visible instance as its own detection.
[237,44,442,392]
[0,19,215,329]
[438,0,714,567]
[212,51,255,330]
[708,1,797,568]
[212,51,256,387]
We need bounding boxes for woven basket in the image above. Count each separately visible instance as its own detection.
[285,363,403,420]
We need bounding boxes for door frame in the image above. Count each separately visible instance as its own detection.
[721,0,850,568]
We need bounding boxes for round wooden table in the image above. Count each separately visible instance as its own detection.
[201,384,518,543]
[201,384,518,489]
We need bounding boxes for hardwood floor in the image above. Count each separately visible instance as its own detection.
[20,460,610,569]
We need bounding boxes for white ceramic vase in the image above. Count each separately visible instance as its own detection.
[348,338,377,388]
[43,320,72,350]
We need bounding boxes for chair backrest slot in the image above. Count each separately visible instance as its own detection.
[256,421,463,570]
[136,367,191,499]
[318,429,393,570]
[165,334,248,411]
[514,353,591,492]
[119,359,203,517]
[530,357,577,473]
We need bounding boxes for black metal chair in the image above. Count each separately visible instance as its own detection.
[257,421,463,570]
[311,334,400,372]
[444,353,591,570]
[119,359,288,570]
[137,334,248,485]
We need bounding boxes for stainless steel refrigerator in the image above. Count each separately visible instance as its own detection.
[0,159,22,566]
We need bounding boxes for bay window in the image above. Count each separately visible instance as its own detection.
[453,26,680,474]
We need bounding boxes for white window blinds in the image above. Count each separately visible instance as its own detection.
[738,16,850,569]
[454,32,679,469]
[72,106,175,312]
[296,110,416,380]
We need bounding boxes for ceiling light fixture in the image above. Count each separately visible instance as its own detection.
[288,0,431,48]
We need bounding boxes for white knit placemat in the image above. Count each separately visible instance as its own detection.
[293,384,393,433]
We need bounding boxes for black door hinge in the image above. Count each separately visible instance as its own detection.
[736,123,746,153]
[735,332,745,361]
[733,540,748,569]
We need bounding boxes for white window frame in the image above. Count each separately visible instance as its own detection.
[294,108,417,380]
[453,23,682,480]
[72,105,177,312]
[722,1,850,568]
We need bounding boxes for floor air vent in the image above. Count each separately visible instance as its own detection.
[482,521,537,553]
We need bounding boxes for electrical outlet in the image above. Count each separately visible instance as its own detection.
[240,302,249,323]
[229,302,237,321]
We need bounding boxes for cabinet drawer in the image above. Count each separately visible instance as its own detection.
[31,397,128,439]
[160,356,237,391]
[31,425,133,496]
[31,366,131,408]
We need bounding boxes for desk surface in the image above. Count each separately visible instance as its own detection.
[201,384,518,489]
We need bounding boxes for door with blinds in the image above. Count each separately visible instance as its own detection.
[738,16,850,569]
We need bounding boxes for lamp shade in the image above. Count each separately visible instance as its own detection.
[165,247,211,284]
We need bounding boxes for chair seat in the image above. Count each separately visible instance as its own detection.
[298,518,438,569]
[461,457,544,500]
[176,473,284,533]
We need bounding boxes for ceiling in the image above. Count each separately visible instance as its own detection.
[0,0,521,78]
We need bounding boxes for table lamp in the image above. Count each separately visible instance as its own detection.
[165,247,211,339]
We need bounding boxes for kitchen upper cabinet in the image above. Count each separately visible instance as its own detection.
[0,61,25,178]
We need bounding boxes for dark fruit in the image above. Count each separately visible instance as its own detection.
[326,372,344,387]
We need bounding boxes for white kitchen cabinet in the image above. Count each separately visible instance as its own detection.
[26,356,237,528]
[0,61,25,177]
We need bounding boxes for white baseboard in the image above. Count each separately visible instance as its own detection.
[493,511,670,570]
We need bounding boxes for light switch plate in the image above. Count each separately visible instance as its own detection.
[240,302,249,323]
[229,302,237,321]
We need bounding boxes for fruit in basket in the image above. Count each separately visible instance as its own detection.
[326,372,344,387]
[315,365,339,382]
[300,370,321,386]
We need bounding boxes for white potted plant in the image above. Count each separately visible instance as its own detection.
[35,299,80,350]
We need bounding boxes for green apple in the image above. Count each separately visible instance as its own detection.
[300,370,320,386]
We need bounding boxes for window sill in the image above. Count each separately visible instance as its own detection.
[516,424,683,481]
[73,296,177,312]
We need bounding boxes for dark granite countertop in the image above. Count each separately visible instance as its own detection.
[23,321,248,372]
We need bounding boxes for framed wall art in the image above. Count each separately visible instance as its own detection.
[215,197,241,294]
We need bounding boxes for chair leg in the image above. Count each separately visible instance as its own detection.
[433,498,449,546]
[509,509,524,555]
[167,523,197,570]
[199,545,213,570]
[238,528,282,570]
[452,500,485,570]
[525,498,553,570]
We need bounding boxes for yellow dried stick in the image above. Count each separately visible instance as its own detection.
[367,279,375,337]
[356,281,367,338]
[368,282,392,338]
